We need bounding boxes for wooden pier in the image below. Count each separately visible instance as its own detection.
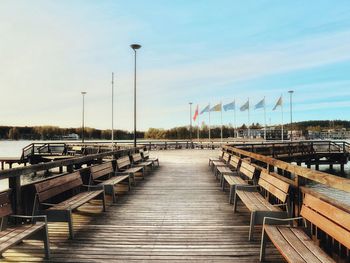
[1,150,284,262]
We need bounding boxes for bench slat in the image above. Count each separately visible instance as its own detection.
[229,155,240,169]
[258,178,288,203]
[278,227,323,263]
[301,205,350,250]
[260,172,289,193]
[35,172,81,193]
[239,161,255,180]
[37,177,82,203]
[303,194,350,232]
[90,162,114,180]
[100,175,129,186]
[264,225,307,263]
[223,175,245,186]
[0,223,45,253]
[48,190,103,211]
[0,191,12,217]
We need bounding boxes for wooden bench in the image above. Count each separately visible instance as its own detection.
[131,153,154,170]
[116,156,144,184]
[234,170,290,240]
[140,150,159,167]
[0,190,50,258]
[208,150,224,166]
[89,161,131,203]
[221,158,256,204]
[211,152,231,173]
[260,193,345,262]
[33,171,106,239]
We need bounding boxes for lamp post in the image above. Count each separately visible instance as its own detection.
[189,102,193,143]
[288,90,294,141]
[130,44,141,148]
[81,91,87,143]
[111,72,115,151]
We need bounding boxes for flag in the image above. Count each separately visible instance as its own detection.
[210,103,222,112]
[200,104,210,114]
[254,98,265,110]
[240,100,249,111]
[273,96,283,111]
[223,101,235,111]
[193,105,199,121]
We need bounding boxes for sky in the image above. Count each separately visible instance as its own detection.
[1,1,350,131]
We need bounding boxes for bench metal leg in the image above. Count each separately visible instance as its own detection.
[233,192,239,213]
[68,210,74,239]
[259,227,268,261]
[249,212,256,241]
[221,178,226,191]
[42,224,51,259]
[229,185,234,204]
[101,192,107,212]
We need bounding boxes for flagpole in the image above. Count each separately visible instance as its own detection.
[234,99,236,138]
[281,95,284,142]
[220,102,223,144]
[197,107,200,143]
[248,98,250,138]
[208,103,211,143]
[264,96,266,141]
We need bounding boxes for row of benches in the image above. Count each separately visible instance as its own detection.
[209,150,349,262]
[0,151,159,259]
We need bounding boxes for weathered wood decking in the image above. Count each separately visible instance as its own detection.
[2,150,283,262]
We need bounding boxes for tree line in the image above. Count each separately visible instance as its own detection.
[0,126,144,140]
[1,120,348,140]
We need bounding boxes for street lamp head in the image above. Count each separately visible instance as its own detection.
[81,91,87,95]
[189,102,193,105]
[288,90,294,94]
[130,44,141,50]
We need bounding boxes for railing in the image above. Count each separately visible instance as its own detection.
[1,147,141,214]
[21,143,67,161]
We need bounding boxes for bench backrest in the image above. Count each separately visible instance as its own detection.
[258,171,289,203]
[90,161,114,181]
[223,153,230,163]
[116,156,131,170]
[141,150,149,159]
[239,160,255,180]
[229,155,240,170]
[301,193,350,249]
[132,153,142,163]
[0,191,13,218]
[34,172,83,203]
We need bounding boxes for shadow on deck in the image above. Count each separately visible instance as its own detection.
[2,150,284,262]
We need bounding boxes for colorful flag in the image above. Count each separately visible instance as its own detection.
[273,96,283,111]
[240,100,249,111]
[200,104,210,114]
[223,101,235,111]
[210,103,222,112]
[193,105,199,121]
[254,98,265,110]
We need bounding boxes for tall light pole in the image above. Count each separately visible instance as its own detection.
[130,44,141,148]
[111,72,115,150]
[189,102,193,143]
[81,91,87,143]
[288,90,294,141]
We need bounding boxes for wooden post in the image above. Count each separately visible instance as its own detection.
[9,176,22,214]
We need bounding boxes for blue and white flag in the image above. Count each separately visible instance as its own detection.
[223,101,235,111]
[200,104,210,114]
[254,98,265,110]
[240,100,249,111]
[272,96,283,111]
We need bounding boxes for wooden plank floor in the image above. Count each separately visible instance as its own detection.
[2,150,284,262]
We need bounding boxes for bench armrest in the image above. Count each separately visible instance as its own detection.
[235,184,259,192]
[263,216,306,227]
[41,202,56,207]
[10,214,48,223]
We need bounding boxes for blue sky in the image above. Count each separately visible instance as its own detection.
[1,1,350,130]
